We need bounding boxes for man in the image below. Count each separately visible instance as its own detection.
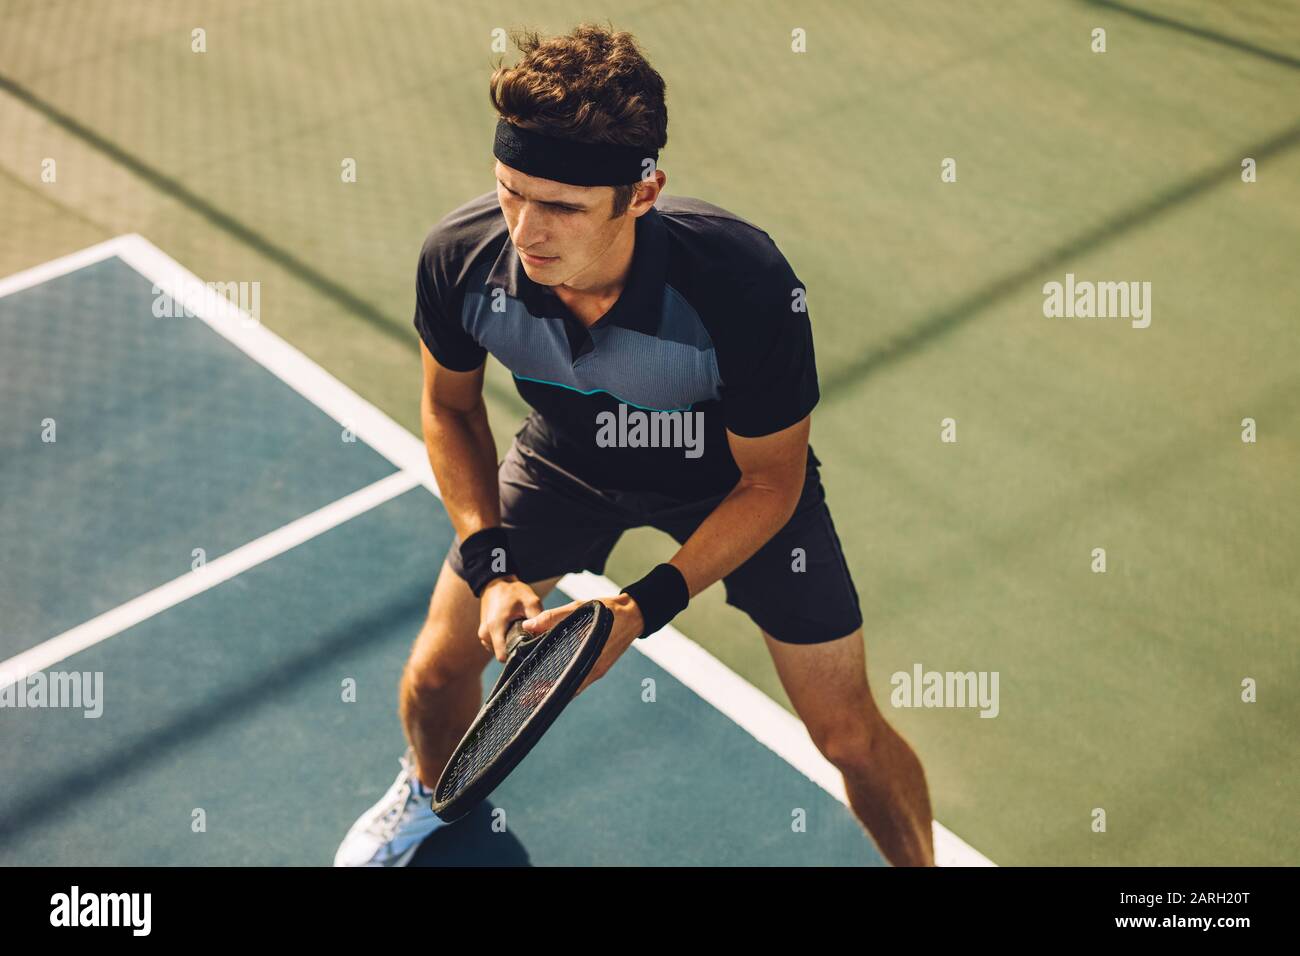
[335,23,935,867]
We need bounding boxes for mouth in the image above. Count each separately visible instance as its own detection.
[520,251,558,266]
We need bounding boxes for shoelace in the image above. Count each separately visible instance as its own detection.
[366,756,420,844]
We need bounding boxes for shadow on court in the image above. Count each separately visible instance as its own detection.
[411,802,533,867]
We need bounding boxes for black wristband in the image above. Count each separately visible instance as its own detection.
[620,564,690,639]
[458,527,518,598]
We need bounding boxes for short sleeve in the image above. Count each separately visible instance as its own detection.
[719,253,820,438]
[413,231,487,372]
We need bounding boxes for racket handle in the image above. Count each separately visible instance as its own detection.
[504,617,530,656]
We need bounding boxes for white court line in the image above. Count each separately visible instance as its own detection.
[560,573,993,868]
[110,238,439,493]
[0,236,994,867]
[0,237,133,299]
[0,471,418,691]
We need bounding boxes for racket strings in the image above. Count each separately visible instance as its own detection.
[437,609,595,799]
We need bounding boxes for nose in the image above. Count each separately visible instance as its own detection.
[513,203,548,252]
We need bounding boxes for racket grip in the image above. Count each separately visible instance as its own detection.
[503,617,530,656]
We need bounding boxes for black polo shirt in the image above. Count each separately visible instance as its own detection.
[413,191,820,501]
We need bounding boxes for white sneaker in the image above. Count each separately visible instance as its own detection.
[333,748,447,866]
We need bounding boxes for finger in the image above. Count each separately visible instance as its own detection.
[523,591,546,621]
[490,618,511,662]
[524,600,580,634]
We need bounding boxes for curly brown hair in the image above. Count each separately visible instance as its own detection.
[489,22,668,217]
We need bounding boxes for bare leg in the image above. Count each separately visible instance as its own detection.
[763,628,936,866]
[399,560,562,788]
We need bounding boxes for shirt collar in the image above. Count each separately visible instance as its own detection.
[487,203,667,337]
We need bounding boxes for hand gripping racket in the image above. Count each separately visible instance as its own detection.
[431,599,613,822]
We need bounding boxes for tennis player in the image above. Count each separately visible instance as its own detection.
[335,23,935,867]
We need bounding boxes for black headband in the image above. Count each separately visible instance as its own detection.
[492,118,657,186]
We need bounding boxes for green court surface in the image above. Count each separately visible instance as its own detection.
[1,1,1297,866]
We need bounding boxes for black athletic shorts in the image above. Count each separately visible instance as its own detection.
[446,432,864,645]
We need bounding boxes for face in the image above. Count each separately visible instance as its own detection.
[494,161,629,288]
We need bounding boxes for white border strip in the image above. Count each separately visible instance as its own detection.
[560,573,993,867]
[109,236,439,492]
[0,236,993,867]
[0,237,131,299]
[0,471,417,690]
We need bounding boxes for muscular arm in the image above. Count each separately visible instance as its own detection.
[665,414,812,599]
[419,340,501,543]
[527,411,811,685]
[422,340,545,658]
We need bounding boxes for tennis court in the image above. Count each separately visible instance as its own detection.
[0,239,988,865]
[1,1,1296,867]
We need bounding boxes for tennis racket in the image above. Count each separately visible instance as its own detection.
[431,599,613,822]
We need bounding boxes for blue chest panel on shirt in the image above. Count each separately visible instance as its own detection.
[461,267,722,413]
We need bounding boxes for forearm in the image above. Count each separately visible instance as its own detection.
[667,477,800,598]
[420,389,501,541]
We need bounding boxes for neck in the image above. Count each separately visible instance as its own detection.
[557,216,637,302]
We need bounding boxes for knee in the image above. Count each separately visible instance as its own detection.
[400,648,473,707]
[811,712,885,774]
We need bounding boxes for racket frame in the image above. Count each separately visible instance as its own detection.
[430,600,613,822]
